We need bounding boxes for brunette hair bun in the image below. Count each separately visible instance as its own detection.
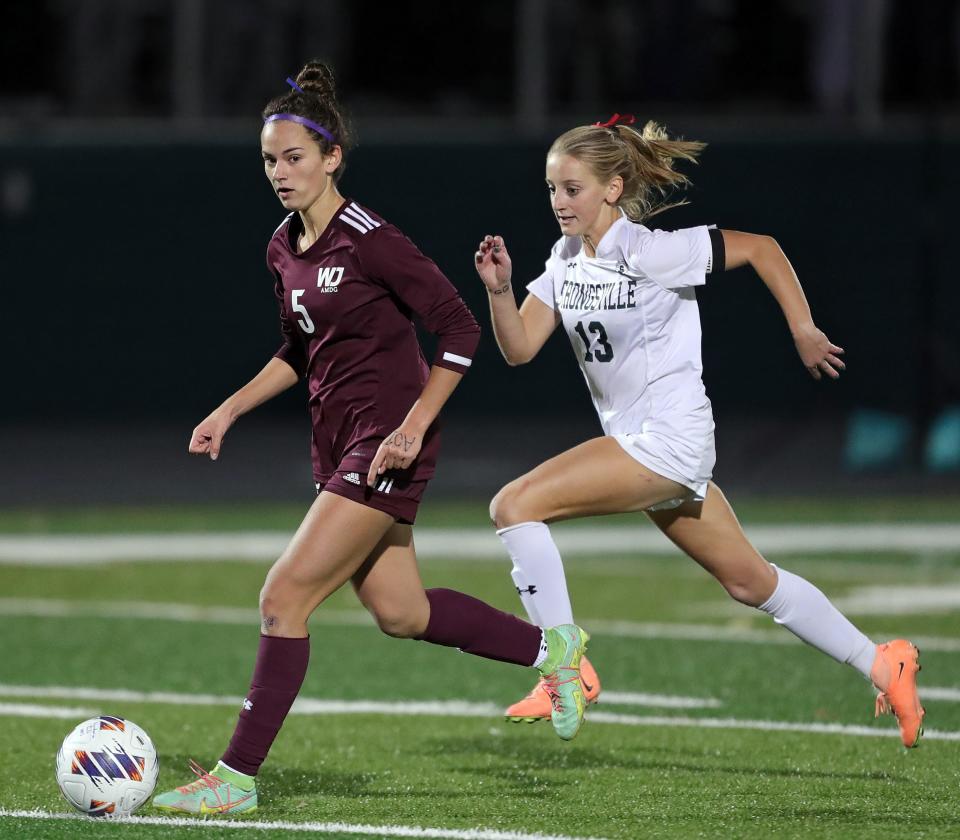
[262,59,353,182]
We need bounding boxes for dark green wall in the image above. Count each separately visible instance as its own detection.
[3,137,956,424]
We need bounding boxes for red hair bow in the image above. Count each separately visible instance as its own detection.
[594,113,636,128]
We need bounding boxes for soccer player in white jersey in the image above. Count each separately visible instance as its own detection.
[474,115,925,748]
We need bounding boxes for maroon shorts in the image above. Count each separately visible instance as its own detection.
[315,468,429,525]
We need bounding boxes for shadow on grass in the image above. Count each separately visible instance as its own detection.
[417,737,904,784]
[162,755,462,804]
[261,767,462,802]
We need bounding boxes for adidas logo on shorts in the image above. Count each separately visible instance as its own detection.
[376,478,394,494]
[343,472,361,486]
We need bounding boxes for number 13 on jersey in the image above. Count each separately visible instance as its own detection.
[574,320,614,363]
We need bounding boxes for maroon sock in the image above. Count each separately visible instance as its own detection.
[415,588,543,666]
[220,635,309,777]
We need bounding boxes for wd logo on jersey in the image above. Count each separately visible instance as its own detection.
[342,472,361,486]
[317,266,345,292]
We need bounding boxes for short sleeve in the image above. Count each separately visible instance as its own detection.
[525,239,564,311]
[625,225,716,290]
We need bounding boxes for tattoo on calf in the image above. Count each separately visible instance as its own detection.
[261,615,278,633]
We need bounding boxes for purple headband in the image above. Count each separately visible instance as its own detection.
[263,113,336,144]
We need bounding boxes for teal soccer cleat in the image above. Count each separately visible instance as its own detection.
[153,760,258,816]
[537,624,590,741]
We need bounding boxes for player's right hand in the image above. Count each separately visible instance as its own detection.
[792,321,845,381]
[188,407,234,461]
[474,234,513,292]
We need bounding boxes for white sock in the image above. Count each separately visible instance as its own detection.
[497,521,574,627]
[758,565,877,679]
[531,630,549,668]
[509,564,542,626]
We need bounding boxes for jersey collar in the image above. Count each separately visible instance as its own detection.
[591,209,631,261]
[285,198,350,257]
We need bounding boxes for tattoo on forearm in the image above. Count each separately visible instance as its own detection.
[490,282,511,296]
[391,432,416,452]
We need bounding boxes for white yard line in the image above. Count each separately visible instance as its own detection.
[921,687,960,702]
[0,684,720,714]
[1,684,957,742]
[0,598,369,628]
[2,523,960,565]
[2,597,960,653]
[556,617,960,653]
[0,809,609,840]
[0,703,97,720]
[585,711,960,741]
[833,584,960,616]
[593,691,722,709]
[0,684,272,709]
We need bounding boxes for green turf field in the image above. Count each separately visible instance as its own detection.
[1,498,958,839]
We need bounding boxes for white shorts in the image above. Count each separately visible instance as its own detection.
[612,426,715,512]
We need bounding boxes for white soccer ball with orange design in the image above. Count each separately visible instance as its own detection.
[55,715,159,818]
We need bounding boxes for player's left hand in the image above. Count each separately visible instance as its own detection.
[367,427,423,486]
[792,321,846,380]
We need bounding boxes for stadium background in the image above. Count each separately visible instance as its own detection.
[2,0,959,505]
[2,3,960,839]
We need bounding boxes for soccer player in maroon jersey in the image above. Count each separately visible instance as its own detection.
[152,61,589,816]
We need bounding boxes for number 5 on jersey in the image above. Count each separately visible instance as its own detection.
[292,289,315,334]
[575,320,614,363]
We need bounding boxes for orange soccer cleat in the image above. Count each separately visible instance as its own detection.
[871,639,925,748]
[506,655,601,723]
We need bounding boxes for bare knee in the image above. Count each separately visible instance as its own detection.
[259,583,289,629]
[490,479,540,529]
[259,573,313,635]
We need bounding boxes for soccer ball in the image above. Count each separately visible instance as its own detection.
[55,715,159,818]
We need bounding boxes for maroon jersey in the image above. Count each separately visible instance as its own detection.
[267,199,480,484]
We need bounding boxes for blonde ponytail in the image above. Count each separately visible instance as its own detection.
[549,120,705,222]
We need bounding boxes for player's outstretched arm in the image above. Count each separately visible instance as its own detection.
[721,229,846,381]
[475,234,559,365]
[188,356,299,460]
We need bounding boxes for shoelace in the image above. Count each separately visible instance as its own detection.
[541,668,579,712]
[874,692,891,718]
[175,759,225,795]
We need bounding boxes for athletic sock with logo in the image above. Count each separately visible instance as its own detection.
[497,521,574,627]
[416,588,544,665]
[220,635,310,777]
[758,565,876,679]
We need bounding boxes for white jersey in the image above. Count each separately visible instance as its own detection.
[526,213,720,492]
